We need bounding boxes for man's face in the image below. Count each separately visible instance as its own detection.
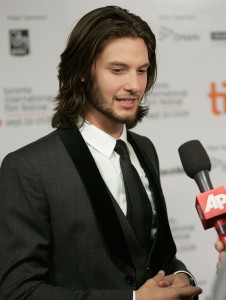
[85,37,149,132]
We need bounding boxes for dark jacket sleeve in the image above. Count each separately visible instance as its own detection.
[0,153,132,300]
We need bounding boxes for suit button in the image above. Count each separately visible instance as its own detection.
[125,274,136,286]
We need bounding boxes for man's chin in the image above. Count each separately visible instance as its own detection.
[113,110,137,122]
[114,117,136,128]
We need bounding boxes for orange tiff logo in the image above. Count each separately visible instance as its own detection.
[208,82,226,115]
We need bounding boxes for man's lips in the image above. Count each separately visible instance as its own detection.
[114,96,139,108]
[115,96,139,102]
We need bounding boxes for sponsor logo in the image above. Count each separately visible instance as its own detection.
[208,82,226,115]
[9,29,30,56]
[160,167,184,176]
[159,26,200,42]
[205,194,226,213]
[211,31,226,41]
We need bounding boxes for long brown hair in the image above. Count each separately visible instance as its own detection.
[52,6,157,129]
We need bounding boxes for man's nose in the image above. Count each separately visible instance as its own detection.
[124,72,140,93]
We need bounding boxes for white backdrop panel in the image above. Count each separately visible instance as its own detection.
[1,1,226,299]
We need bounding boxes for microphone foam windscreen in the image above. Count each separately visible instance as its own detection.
[178,140,211,178]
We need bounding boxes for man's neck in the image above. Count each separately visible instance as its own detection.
[84,119,124,139]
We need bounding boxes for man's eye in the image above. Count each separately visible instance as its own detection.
[112,69,124,74]
[138,69,147,74]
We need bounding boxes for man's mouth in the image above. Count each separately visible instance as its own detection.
[115,97,139,103]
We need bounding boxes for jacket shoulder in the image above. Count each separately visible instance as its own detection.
[1,130,63,169]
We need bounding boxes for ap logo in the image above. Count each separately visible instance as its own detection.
[205,194,226,213]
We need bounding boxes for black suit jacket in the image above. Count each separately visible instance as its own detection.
[0,128,190,299]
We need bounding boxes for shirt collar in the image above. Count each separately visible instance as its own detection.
[79,121,128,158]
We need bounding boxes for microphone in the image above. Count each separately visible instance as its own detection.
[178,140,226,251]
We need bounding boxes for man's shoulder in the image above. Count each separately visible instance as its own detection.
[2,130,62,164]
[15,130,59,153]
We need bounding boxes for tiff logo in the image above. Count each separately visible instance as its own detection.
[208,82,226,115]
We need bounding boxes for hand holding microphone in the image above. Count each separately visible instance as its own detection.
[215,240,226,274]
[178,140,226,251]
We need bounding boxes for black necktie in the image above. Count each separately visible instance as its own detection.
[114,139,152,247]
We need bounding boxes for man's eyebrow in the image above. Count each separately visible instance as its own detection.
[106,62,127,67]
[106,61,150,68]
[139,63,150,68]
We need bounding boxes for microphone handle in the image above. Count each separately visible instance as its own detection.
[193,170,214,193]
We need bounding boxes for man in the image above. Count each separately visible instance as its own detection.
[0,6,202,300]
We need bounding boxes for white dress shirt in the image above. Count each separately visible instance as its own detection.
[79,121,156,300]
[79,121,156,217]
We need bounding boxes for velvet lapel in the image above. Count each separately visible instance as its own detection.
[128,131,177,275]
[57,128,133,267]
[127,131,162,205]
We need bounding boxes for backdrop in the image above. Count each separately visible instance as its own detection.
[1,0,226,299]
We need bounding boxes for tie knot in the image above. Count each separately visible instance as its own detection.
[114,139,130,159]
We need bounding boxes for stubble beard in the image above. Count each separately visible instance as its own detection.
[88,84,139,126]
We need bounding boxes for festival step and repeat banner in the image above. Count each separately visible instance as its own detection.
[1,0,226,299]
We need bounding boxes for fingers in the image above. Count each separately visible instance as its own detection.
[158,280,171,287]
[158,273,176,287]
[219,251,226,263]
[215,240,226,273]
[153,270,171,287]
[163,273,189,288]
[136,279,202,300]
[146,270,171,288]
[216,251,226,274]
[176,285,203,298]
[156,270,181,287]
[215,240,224,252]
[152,270,165,282]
